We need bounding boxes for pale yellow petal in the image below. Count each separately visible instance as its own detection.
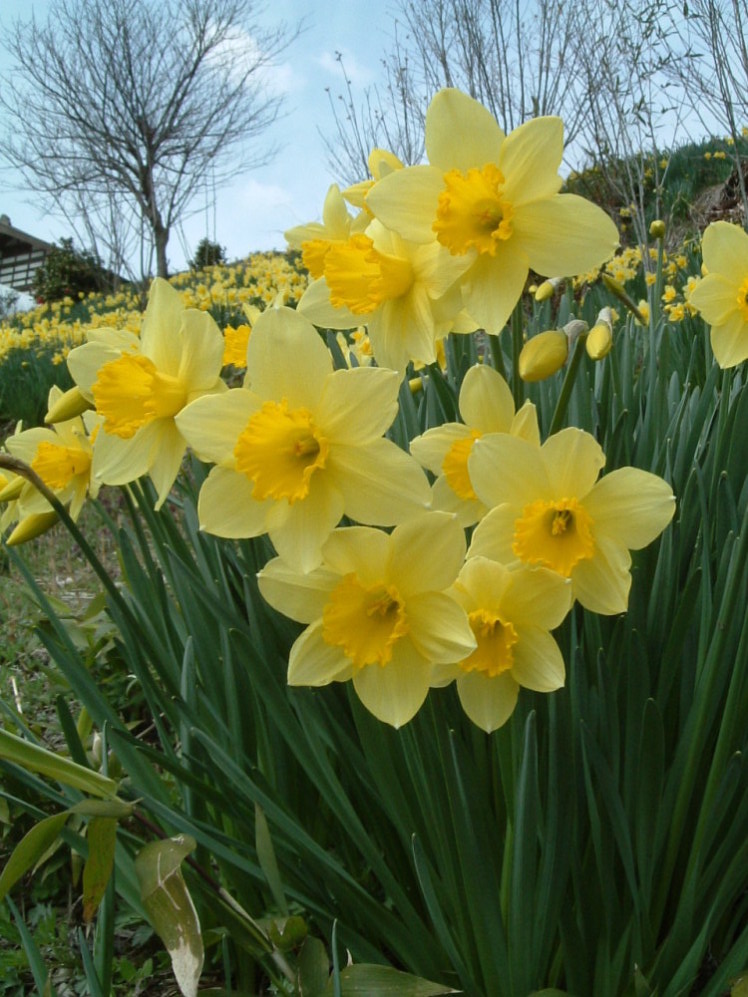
[431,474,486,527]
[701,220,748,285]
[322,525,393,587]
[688,274,741,326]
[571,535,632,615]
[197,465,270,539]
[266,476,345,572]
[368,286,437,370]
[469,434,551,510]
[710,310,748,367]
[541,428,605,499]
[425,88,505,171]
[247,307,332,409]
[457,670,518,733]
[500,117,564,205]
[459,364,515,432]
[514,195,618,277]
[410,423,473,474]
[316,367,400,443]
[149,420,187,508]
[175,389,258,466]
[454,556,513,609]
[298,277,361,330]
[141,278,184,376]
[177,310,225,391]
[67,337,136,399]
[365,165,445,244]
[461,247,528,334]
[406,592,475,662]
[352,640,431,727]
[510,400,541,446]
[328,440,431,525]
[584,468,675,549]
[511,626,565,691]
[257,557,339,623]
[467,503,517,563]
[500,566,572,630]
[92,421,159,486]
[389,511,466,597]
[288,620,352,686]
[322,184,352,236]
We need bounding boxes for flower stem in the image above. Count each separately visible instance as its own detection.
[548,334,587,436]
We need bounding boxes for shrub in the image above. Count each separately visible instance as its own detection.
[32,238,104,304]
[190,237,227,270]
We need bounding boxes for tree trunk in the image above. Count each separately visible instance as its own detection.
[154,225,169,278]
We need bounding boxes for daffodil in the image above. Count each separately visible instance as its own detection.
[366,89,618,332]
[257,513,476,728]
[432,557,571,732]
[688,221,748,367]
[4,386,99,521]
[175,307,431,571]
[467,429,675,615]
[298,219,474,371]
[409,364,539,525]
[285,183,368,280]
[66,278,226,508]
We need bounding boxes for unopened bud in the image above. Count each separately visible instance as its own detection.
[408,376,424,395]
[586,322,613,360]
[45,386,92,424]
[649,219,666,240]
[519,330,569,382]
[6,511,58,546]
[534,277,563,302]
[0,475,24,503]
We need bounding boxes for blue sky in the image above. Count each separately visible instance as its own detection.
[0,0,397,274]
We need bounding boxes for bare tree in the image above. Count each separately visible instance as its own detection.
[571,0,684,247]
[0,0,293,278]
[323,0,588,185]
[664,0,748,222]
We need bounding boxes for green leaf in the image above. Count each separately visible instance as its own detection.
[135,835,204,997]
[0,728,117,798]
[70,799,135,819]
[6,896,56,996]
[255,802,288,916]
[325,964,459,995]
[297,936,330,996]
[83,817,117,922]
[0,810,69,902]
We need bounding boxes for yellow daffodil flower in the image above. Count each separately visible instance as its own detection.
[285,183,369,279]
[4,386,99,521]
[467,429,675,615]
[257,513,476,728]
[298,218,474,371]
[175,307,431,572]
[410,364,539,526]
[689,221,748,367]
[66,278,226,508]
[366,88,619,332]
[432,557,571,732]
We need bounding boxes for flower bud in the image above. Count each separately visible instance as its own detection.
[0,475,24,503]
[534,277,563,302]
[519,330,569,382]
[649,219,666,240]
[586,322,613,360]
[6,511,58,546]
[45,385,92,424]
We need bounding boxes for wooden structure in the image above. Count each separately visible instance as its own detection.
[0,215,52,293]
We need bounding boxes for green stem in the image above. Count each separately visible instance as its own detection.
[511,301,525,408]
[487,333,508,382]
[652,500,748,933]
[548,335,587,435]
